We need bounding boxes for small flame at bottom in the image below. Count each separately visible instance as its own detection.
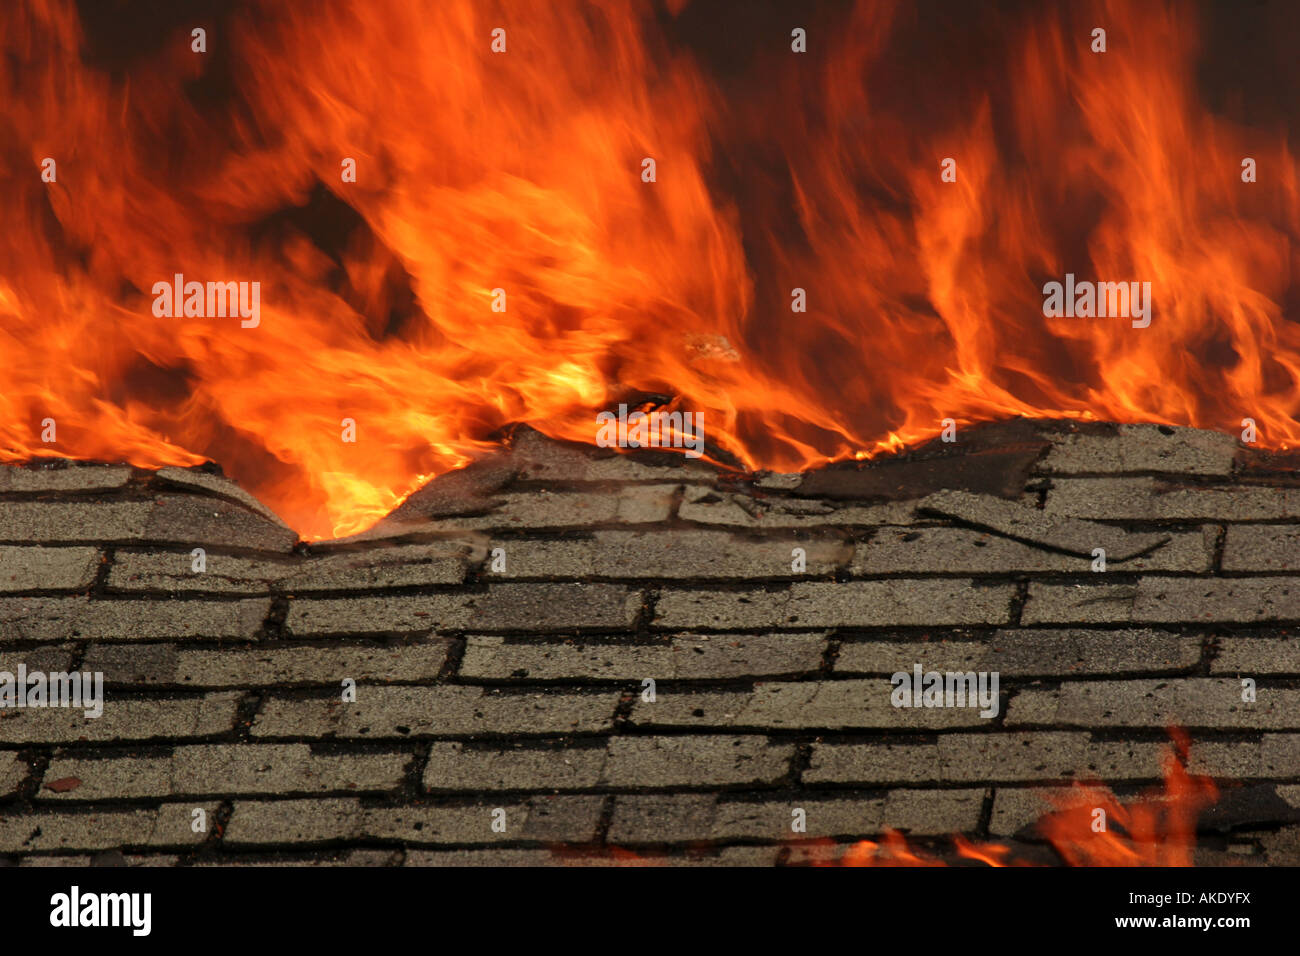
[804,730,1217,867]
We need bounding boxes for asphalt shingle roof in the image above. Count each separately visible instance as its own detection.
[1,421,1298,866]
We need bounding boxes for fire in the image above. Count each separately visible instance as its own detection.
[1035,729,1218,867]
[2,0,1298,538]
[807,731,1218,867]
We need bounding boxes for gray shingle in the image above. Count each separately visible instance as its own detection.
[39,745,410,799]
[284,594,473,636]
[916,489,1168,560]
[1,752,28,796]
[251,686,620,738]
[436,486,677,530]
[1037,425,1238,476]
[1211,637,1300,676]
[509,428,715,483]
[0,692,242,744]
[0,547,101,592]
[0,596,270,641]
[1222,525,1300,572]
[805,733,1172,786]
[653,580,1015,629]
[83,640,451,687]
[630,680,994,730]
[0,803,219,852]
[854,526,1212,573]
[1006,678,1300,729]
[1023,578,1300,625]
[423,741,606,792]
[608,789,986,843]
[0,463,132,493]
[459,632,827,681]
[154,466,291,526]
[489,530,853,580]
[1044,478,1296,521]
[108,542,477,594]
[835,629,1201,677]
[678,485,917,528]
[599,736,795,787]
[470,583,642,631]
[224,795,602,846]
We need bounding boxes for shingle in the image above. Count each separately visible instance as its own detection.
[835,629,1201,677]
[0,643,77,676]
[489,530,853,580]
[1037,425,1238,476]
[630,681,994,730]
[915,489,1168,559]
[18,853,180,867]
[154,466,291,527]
[251,686,620,738]
[0,463,133,493]
[607,789,986,843]
[458,632,827,681]
[1211,637,1300,676]
[653,580,1015,630]
[145,495,298,552]
[0,596,270,641]
[0,501,152,543]
[284,594,473,635]
[38,744,410,799]
[108,542,477,594]
[0,803,219,852]
[599,736,795,787]
[469,583,641,631]
[804,733,1172,786]
[83,640,451,687]
[678,486,917,528]
[0,692,242,744]
[437,486,677,530]
[509,428,715,483]
[0,497,296,551]
[1044,478,1295,521]
[1006,678,1300,729]
[423,741,607,792]
[1023,578,1300,625]
[1,751,28,796]
[0,546,101,592]
[1186,735,1300,778]
[853,526,1212,573]
[224,795,603,846]
[283,543,478,590]
[1222,525,1300,572]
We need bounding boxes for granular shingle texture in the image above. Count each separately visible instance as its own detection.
[2,422,1299,867]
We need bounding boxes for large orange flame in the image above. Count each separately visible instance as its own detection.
[2,0,1297,537]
